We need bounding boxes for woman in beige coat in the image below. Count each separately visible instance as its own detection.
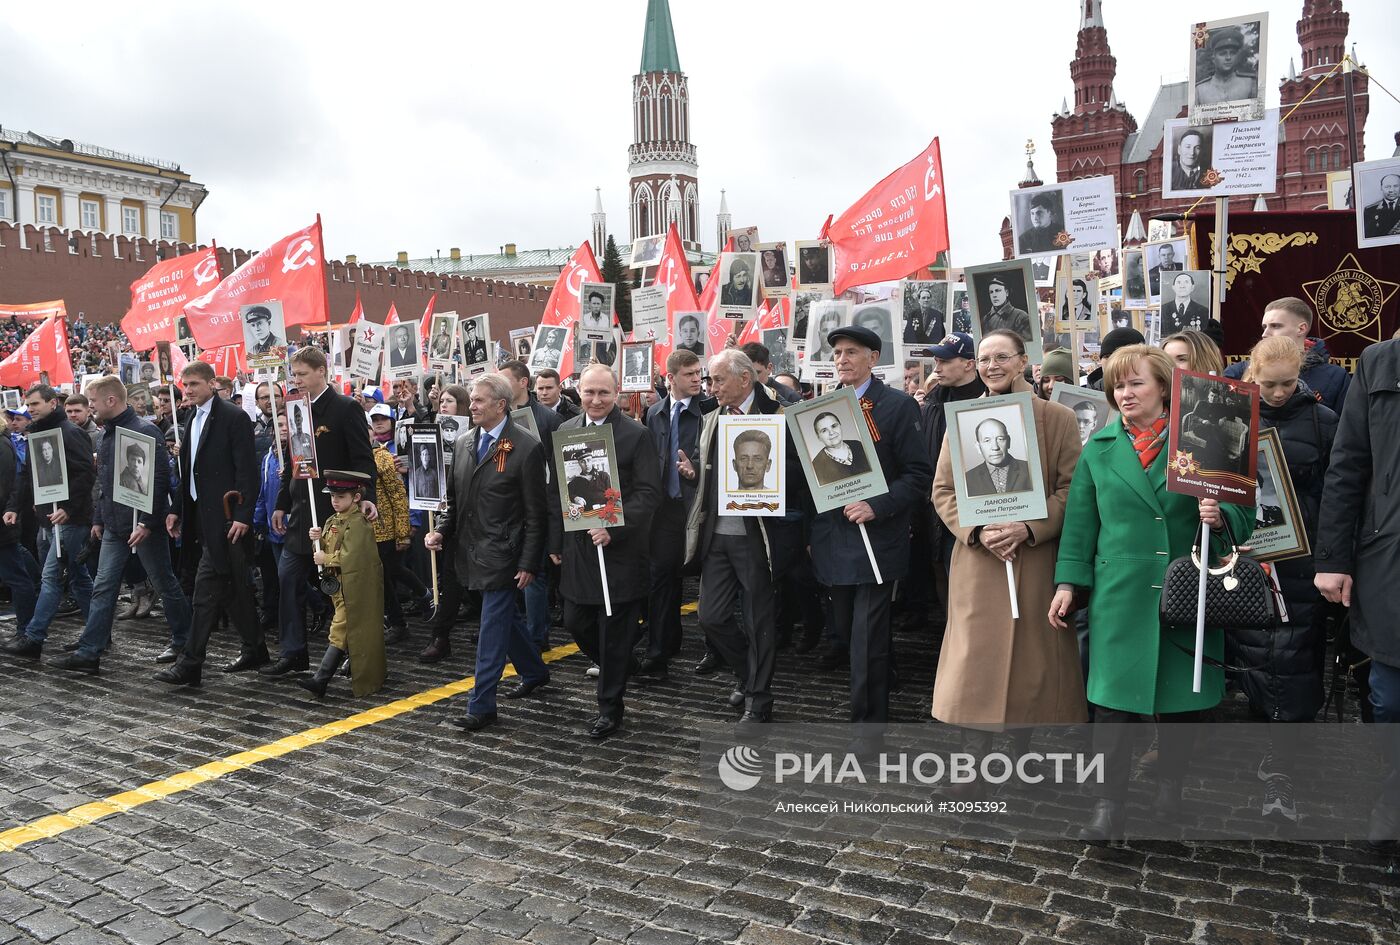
[932,330,1087,746]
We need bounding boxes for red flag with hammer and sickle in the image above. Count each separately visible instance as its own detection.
[121,246,221,351]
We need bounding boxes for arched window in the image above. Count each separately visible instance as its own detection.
[1306,149,1316,172]
[660,92,671,139]
[1134,169,1147,194]
[1332,145,1345,170]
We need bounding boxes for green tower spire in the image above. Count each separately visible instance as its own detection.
[639,0,681,74]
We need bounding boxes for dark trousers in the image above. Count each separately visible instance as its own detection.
[828,582,894,723]
[698,532,777,714]
[467,588,549,715]
[428,547,466,639]
[378,540,426,628]
[0,543,39,633]
[1368,659,1400,810]
[565,597,642,722]
[1090,706,1201,801]
[177,548,264,671]
[276,549,324,657]
[644,498,686,663]
[256,539,281,629]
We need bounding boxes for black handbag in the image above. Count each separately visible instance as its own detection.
[1159,517,1278,631]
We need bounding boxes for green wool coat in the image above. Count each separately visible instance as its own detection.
[1054,423,1254,714]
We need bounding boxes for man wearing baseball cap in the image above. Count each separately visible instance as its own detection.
[1195,26,1258,106]
[811,325,933,726]
[919,333,986,578]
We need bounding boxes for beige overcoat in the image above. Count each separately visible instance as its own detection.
[930,377,1086,726]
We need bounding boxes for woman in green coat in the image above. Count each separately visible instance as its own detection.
[1050,345,1253,841]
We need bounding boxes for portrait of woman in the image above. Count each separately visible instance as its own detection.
[808,410,871,485]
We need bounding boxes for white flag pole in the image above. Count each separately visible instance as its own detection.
[597,543,612,616]
[857,522,883,585]
[1005,559,1020,620]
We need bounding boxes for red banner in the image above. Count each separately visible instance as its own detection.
[197,345,246,378]
[540,242,604,378]
[649,225,700,370]
[183,218,329,350]
[418,294,437,344]
[121,247,221,351]
[0,315,74,387]
[822,137,950,295]
[739,294,790,345]
[704,237,737,354]
[0,300,67,323]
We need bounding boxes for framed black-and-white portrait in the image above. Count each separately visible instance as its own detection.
[1327,169,1354,211]
[942,392,1049,527]
[528,325,569,373]
[756,242,789,299]
[1354,157,1400,249]
[620,340,655,394]
[790,288,826,351]
[554,425,624,530]
[899,280,949,353]
[154,342,174,386]
[785,387,888,514]
[795,241,832,289]
[458,313,490,372]
[1167,368,1260,505]
[949,285,973,335]
[138,361,158,387]
[425,312,458,371]
[802,299,851,382]
[407,424,445,511]
[693,266,712,296]
[1189,13,1267,125]
[726,226,759,255]
[1010,177,1118,259]
[507,406,537,441]
[965,258,1042,364]
[509,327,534,361]
[241,301,288,377]
[1049,385,1112,446]
[716,251,759,320]
[284,391,319,480]
[1091,248,1120,280]
[112,426,157,514]
[1121,249,1148,309]
[717,414,786,517]
[850,301,897,369]
[1031,256,1055,287]
[762,328,797,377]
[1159,270,1213,335]
[175,316,197,358]
[672,311,708,359]
[384,320,422,380]
[118,355,140,386]
[1250,427,1309,562]
[1162,115,1280,199]
[630,285,668,345]
[27,427,69,506]
[437,414,464,467]
[629,234,664,269]
[574,329,618,369]
[332,324,355,378]
[1145,238,1189,301]
[1057,273,1099,332]
[2,390,21,413]
[350,322,385,379]
[577,282,616,340]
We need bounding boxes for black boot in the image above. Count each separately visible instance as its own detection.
[1153,778,1183,821]
[1078,799,1126,843]
[297,646,345,700]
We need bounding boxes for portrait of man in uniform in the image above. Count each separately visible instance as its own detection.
[1194,26,1259,107]
[242,304,284,356]
[1359,164,1400,246]
[796,242,830,286]
[1016,190,1064,255]
[1170,126,1212,191]
[565,446,612,511]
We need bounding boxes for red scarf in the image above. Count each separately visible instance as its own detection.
[1126,415,1168,470]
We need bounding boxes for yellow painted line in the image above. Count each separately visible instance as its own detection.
[0,642,581,853]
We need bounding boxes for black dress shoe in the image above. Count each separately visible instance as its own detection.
[1078,799,1126,843]
[451,711,497,732]
[694,652,721,676]
[817,647,848,671]
[634,658,668,682]
[153,646,182,664]
[223,649,270,673]
[727,689,746,709]
[418,637,451,663]
[258,653,309,676]
[154,664,201,687]
[588,716,620,740]
[54,652,100,675]
[795,629,822,654]
[738,709,771,724]
[1153,778,1183,821]
[384,624,410,645]
[502,676,550,700]
[3,635,41,658]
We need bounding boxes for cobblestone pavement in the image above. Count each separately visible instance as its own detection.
[1,604,1397,945]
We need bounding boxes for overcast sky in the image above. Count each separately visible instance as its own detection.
[4,1,1396,270]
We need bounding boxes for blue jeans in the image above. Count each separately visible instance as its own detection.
[467,587,549,716]
[277,549,325,658]
[0,543,40,632]
[23,524,94,643]
[75,531,192,660]
[523,571,549,648]
[1369,659,1400,808]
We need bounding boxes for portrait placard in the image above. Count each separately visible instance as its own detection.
[333,324,357,379]
[761,327,797,377]
[1145,238,1189,301]
[407,424,445,512]
[574,328,618,369]
[509,326,534,361]
[1049,385,1113,446]
[458,313,491,374]
[2,389,21,412]
[1121,248,1149,309]
[942,392,1049,527]
[898,280,949,354]
[383,319,422,380]
[554,424,624,531]
[756,242,790,300]
[284,391,319,480]
[153,342,175,386]
[175,316,198,358]
[716,251,760,320]
[1032,256,1056,287]
[1099,306,1133,336]
[437,414,466,468]
[241,300,288,375]
[949,284,973,334]
[849,301,897,370]
[528,325,569,373]
[1167,368,1260,504]
[577,282,616,341]
[726,226,760,255]
[1326,169,1354,210]
[795,241,832,289]
[629,234,664,270]
[1057,271,1099,332]
[349,322,385,379]
[1162,112,1279,198]
[802,299,851,383]
[138,360,160,388]
[118,355,141,386]
[1010,176,1118,259]
[790,288,827,350]
[620,340,655,393]
[672,311,707,359]
[717,414,786,517]
[965,258,1042,364]
[509,406,538,439]
[1189,13,1268,126]
[693,266,713,296]
[426,312,459,371]
[630,285,668,344]
[1250,427,1309,562]
[784,387,888,515]
[1090,248,1120,280]
[112,426,156,514]
[1159,270,1213,335]
[27,427,69,506]
[1353,157,1400,249]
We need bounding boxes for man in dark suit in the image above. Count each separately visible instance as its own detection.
[388,324,417,370]
[153,363,261,686]
[501,360,563,648]
[1363,173,1400,239]
[550,364,661,740]
[1149,242,1184,296]
[684,349,799,723]
[533,369,578,420]
[1160,271,1210,334]
[265,347,378,676]
[904,286,945,345]
[809,326,934,726]
[964,418,1033,497]
[640,348,715,679]
[1171,129,1208,191]
[461,320,488,365]
[427,373,550,732]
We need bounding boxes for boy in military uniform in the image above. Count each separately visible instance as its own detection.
[301,470,386,698]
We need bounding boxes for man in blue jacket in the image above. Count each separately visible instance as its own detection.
[1224,297,1350,413]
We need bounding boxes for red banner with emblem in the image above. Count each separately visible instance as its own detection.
[121,247,221,351]
[647,225,700,371]
[539,242,605,378]
[822,137,950,296]
[0,315,74,386]
[197,345,246,378]
[183,218,329,350]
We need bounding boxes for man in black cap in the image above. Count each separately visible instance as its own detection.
[244,305,283,355]
[810,324,933,725]
[1018,192,1062,254]
[981,276,1032,341]
[1195,26,1258,106]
